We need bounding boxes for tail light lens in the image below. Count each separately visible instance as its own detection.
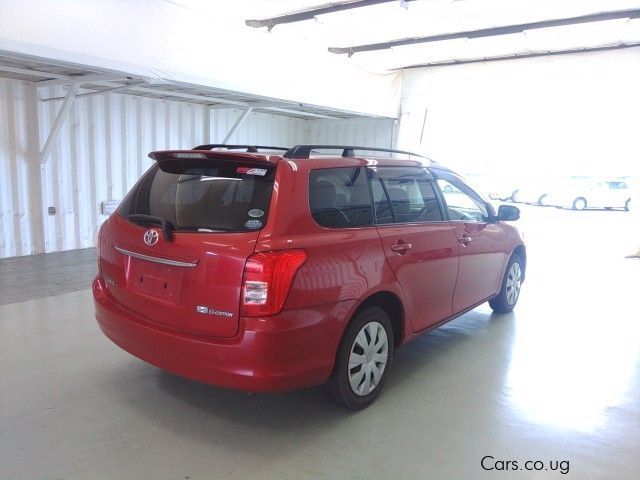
[240,250,307,317]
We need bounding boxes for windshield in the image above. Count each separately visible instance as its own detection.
[118,159,275,232]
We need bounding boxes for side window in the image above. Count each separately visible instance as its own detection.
[371,167,443,224]
[437,178,488,222]
[308,167,373,228]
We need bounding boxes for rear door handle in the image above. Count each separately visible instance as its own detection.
[458,234,472,247]
[391,241,412,255]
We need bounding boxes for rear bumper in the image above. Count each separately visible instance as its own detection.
[93,277,353,392]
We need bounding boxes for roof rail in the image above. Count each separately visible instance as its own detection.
[193,144,290,153]
[283,145,424,159]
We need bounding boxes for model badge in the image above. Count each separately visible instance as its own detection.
[196,305,233,318]
[143,230,159,246]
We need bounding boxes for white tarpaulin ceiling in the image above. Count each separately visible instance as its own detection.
[258,0,640,70]
[1,0,640,117]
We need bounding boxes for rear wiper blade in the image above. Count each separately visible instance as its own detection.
[126,214,174,241]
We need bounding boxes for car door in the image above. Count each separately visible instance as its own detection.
[370,166,459,333]
[433,170,509,313]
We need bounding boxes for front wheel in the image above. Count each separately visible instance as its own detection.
[625,199,631,211]
[323,306,394,410]
[489,255,523,313]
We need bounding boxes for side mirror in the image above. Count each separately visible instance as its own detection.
[496,204,520,222]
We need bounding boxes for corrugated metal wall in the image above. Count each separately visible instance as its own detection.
[307,118,396,149]
[0,77,396,258]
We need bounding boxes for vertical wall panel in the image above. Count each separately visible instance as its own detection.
[0,80,41,258]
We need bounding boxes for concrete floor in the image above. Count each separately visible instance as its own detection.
[1,206,639,479]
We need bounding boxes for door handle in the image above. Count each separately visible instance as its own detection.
[391,241,412,255]
[458,234,472,247]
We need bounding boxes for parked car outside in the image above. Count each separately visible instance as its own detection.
[512,185,547,205]
[489,187,519,202]
[545,178,632,210]
[93,144,526,409]
[481,174,521,202]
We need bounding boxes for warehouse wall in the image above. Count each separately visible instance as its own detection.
[0,79,309,257]
[0,78,396,258]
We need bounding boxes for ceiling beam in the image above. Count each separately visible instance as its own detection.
[35,74,130,87]
[246,0,416,30]
[0,65,69,79]
[6,63,371,119]
[399,42,640,69]
[329,7,640,55]
[41,82,148,102]
[253,106,339,119]
[128,87,250,106]
[42,82,344,118]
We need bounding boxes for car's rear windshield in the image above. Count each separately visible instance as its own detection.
[118,159,275,232]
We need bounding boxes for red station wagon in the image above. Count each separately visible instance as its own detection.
[93,144,525,409]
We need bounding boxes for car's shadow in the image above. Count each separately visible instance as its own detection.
[109,308,514,451]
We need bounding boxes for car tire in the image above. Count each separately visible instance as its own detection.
[323,306,394,410]
[572,197,587,210]
[489,254,523,314]
[625,199,631,211]
[537,194,548,206]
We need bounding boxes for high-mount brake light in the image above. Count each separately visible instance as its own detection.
[173,152,207,159]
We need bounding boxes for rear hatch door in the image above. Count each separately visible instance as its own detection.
[99,152,277,338]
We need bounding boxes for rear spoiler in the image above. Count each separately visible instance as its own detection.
[193,144,289,153]
[148,150,282,165]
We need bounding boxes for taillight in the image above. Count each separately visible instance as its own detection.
[240,250,307,317]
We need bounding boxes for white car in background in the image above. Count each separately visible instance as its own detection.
[545,179,632,211]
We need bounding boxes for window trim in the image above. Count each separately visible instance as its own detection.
[368,166,447,226]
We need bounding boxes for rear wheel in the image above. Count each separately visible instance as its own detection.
[625,199,631,211]
[572,197,587,210]
[489,255,523,313]
[323,306,394,410]
[538,194,548,206]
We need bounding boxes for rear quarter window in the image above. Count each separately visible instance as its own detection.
[118,159,275,232]
[308,167,373,229]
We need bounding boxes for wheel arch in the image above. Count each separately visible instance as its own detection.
[351,291,406,349]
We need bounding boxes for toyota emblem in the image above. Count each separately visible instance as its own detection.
[143,230,159,246]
